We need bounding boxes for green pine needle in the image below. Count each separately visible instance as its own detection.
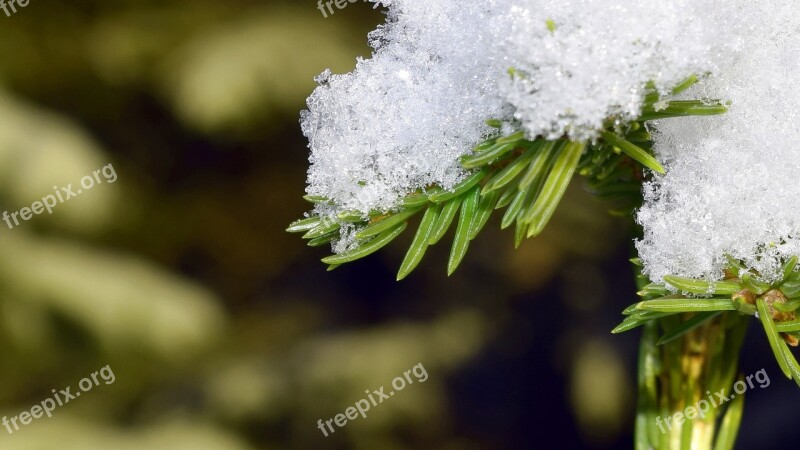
[758,298,793,379]
[397,204,439,281]
[321,223,407,265]
[448,186,480,275]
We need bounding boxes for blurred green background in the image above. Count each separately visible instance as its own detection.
[0,1,669,449]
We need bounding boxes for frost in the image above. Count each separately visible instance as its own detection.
[636,5,800,283]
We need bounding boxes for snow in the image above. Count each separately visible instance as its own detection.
[302,0,800,277]
[636,4,800,283]
[302,0,723,217]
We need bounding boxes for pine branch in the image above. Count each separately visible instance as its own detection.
[615,255,800,388]
[289,76,727,279]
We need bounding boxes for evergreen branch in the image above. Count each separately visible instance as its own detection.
[289,76,727,278]
[615,256,800,388]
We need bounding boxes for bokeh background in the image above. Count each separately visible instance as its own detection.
[0,1,794,449]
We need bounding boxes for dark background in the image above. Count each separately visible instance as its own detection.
[0,1,794,448]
